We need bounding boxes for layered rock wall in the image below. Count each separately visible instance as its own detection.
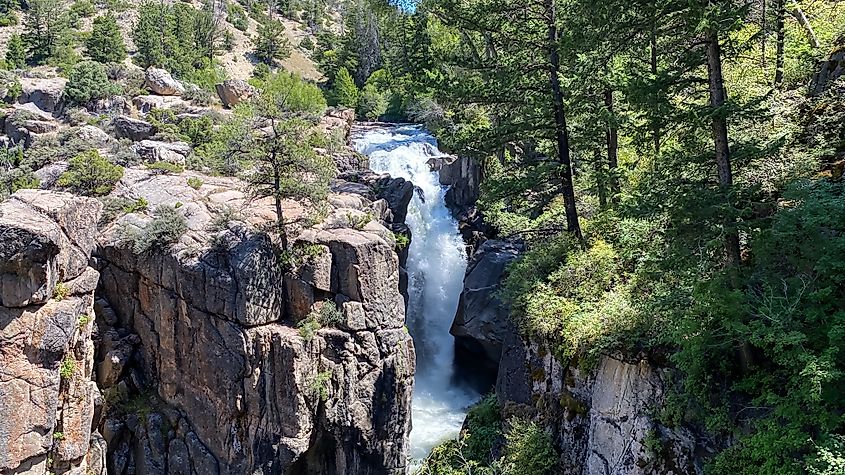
[91,168,414,474]
[0,191,105,475]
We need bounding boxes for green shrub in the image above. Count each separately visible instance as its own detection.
[78,314,92,326]
[311,370,332,401]
[122,204,188,254]
[297,315,321,341]
[227,2,247,31]
[393,232,410,249]
[65,60,121,105]
[57,150,124,196]
[99,196,149,224]
[70,0,94,17]
[0,70,21,103]
[501,418,558,475]
[357,83,388,121]
[59,358,76,379]
[53,282,69,301]
[187,177,203,189]
[253,19,291,64]
[4,34,25,69]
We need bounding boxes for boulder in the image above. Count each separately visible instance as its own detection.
[0,191,102,308]
[215,79,255,108]
[133,95,188,113]
[113,115,155,142]
[144,67,185,96]
[22,119,58,134]
[451,240,522,368]
[377,177,414,224]
[77,125,111,146]
[134,140,192,165]
[19,77,67,113]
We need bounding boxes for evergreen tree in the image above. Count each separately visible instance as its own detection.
[209,72,332,248]
[5,33,25,68]
[23,0,69,64]
[253,19,292,65]
[65,60,120,104]
[330,67,358,108]
[85,12,127,63]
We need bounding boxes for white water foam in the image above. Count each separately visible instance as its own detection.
[351,124,480,469]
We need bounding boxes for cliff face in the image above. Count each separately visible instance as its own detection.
[0,191,106,475]
[497,334,716,475]
[445,167,716,475]
[93,169,415,475]
[0,124,416,474]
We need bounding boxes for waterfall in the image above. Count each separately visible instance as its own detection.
[351,124,480,468]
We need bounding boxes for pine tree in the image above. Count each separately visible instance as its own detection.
[253,19,292,65]
[331,67,358,108]
[23,0,69,64]
[132,2,167,68]
[85,12,126,63]
[5,33,25,68]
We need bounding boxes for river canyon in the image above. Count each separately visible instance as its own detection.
[352,124,481,467]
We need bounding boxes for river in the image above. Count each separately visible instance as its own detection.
[351,124,480,469]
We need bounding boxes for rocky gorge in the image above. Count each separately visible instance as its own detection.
[0,117,725,475]
[0,110,421,474]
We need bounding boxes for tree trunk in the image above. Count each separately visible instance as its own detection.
[273,167,288,250]
[594,149,608,209]
[650,26,661,155]
[774,0,785,87]
[544,0,582,241]
[788,4,819,48]
[604,88,619,198]
[761,0,767,68]
[705,28,741,266]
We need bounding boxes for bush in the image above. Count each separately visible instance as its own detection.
[70,0,94,17]
[99,196,148,224]
[227,2,247,31]
[57,150,124,196]
[501,419,558,475]
[65,61,120,105]
[182,83,214,106]
[145,161,185,174]
[0,70,22,103]
[4,34,25,69]
[357,83,388,121]
[187,176,203,189]
[123,204,187,254]
[252,62,271,81]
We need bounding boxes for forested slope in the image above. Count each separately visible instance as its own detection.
[311,0,845,473]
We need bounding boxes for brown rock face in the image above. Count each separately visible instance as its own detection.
[144,68,185,96]
[0,190,101,308]
[215,80,256,108]
[94,170,414,474]
[0,190,104,475]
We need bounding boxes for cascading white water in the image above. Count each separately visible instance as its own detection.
[351,124,480,468]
